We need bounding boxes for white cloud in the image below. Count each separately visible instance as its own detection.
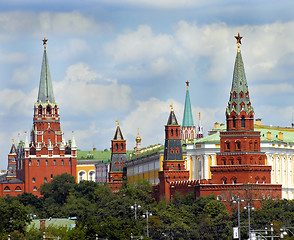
[11,66,35,86]
[251,83,294,97]
[54,62,132,115]
[105,25,174,62]
[0,49,26,63]
[0,11,107,36]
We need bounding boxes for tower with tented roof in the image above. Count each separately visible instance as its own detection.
[108,121,127,191]
[4,38,77,197]
[182,80,196,141]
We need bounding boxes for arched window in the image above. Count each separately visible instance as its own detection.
[170,148,174,154]
[121,161,125,167]
[115,161,119,167]
[69,159,71,165]
[33,186,37,191]
[61,160,64,166]
[236,141,241,151]
[121,143,124,150]
[79,171,86,182]
[176,129,178,136]
[38,105,42,115]
[89,171,95,181]
[233,91,237,99]
[225,141,230,151]
[232,116,236,128]
[241,116,245,128]
[15,186,22,192]
[249,141,253,150]
[176,148,180,153]
[222,178,227,184]
[4,186,11,192]
[51,174,53,179]
[115,143,118,150]
[54,160,56,166]
[29,160,32,166]
[230,158,234,165]
[171,129,173,136]
[46,106,51,114]
[37,160,40,166]
[237,158,241,165]
[44,177,47,183]
[178,164,181,170]
[32,177,35,183]
[254,141,258,151]
[45,160,48,166]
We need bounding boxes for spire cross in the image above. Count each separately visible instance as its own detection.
[42,37,48,51]
[186,80,189,90]
[235,32,242,52]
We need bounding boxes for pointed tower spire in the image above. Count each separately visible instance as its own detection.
[226,33,254,132]
[71,131,77,149]
[113,120,124,140]
[181,81,196,141]
[167,105,178,125]
[9,139,16,154]
[37,38,55,103]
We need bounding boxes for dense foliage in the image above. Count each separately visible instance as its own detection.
[1,174,294,239]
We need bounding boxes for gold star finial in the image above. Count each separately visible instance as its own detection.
[235,33,242,52]
[42,37,48,51]
[170,105,173,111]
[186,80,189,90]
[115,120,119,126]
[11,139,14,144]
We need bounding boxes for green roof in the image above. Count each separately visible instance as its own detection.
[77,150,133,162]
[27,218,76,231]
[182,89,194,127]
[193,124,294,145]
[37,49,55,103]
[227,50,253,115]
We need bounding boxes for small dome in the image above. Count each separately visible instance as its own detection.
[136,135,141,143]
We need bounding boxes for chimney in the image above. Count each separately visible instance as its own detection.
[255,118,262,126]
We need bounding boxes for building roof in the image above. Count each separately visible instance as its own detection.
[27,218,76,231]
[9,143,16,154]
[77,150,111,163]
[193,124,294,144]
[113,125,124,140]
[227,48,253,115]
[182,88,194,127]
[37,48,55,103]
[167,109,179,125]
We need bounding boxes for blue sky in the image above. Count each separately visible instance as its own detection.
[0,0,294,169]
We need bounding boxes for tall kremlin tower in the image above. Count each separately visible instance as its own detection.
[196,33,282,203]
[108,121,127,191]
[0,38,77,197]
[182,81,197,141]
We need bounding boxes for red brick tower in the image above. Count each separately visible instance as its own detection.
[198,33,281,202]
[15,38,77,196]
[158,106,190,201]
[108,121,127,191]
[6,140,17,180]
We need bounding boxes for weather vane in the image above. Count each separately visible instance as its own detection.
[186,80,189,90]
[42,37,48,51]
[235,33,242,52]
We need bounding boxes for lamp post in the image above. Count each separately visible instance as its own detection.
[142,210,152,237]
[131,203,141,220]
[244,202,254,239]
[233,196,244,240]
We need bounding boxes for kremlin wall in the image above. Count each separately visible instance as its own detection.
[2,34,294,206]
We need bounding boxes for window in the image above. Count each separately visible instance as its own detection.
[45,160,48,166]
[121,143,123,150]
[217,195,223,201]
[48,131,50,135]
[44,177,47,183]
[4,186,11,192]
[178,164,181,170]
[69,159,71,165]
[79,171,86,182]
[237,158,241,165]
[54,160,56,166]
[170,148,174,154]
[121,161,125,167]
[233,92,237,99]
[241,116,245,128]
[115,143,118,150]
[32,177,35,183]
[89,171,95,181]
[171,129,173,136]
[236,141,241,151]
[176,148,180,153]
[232,179,237,184]
[223,179,227,184]
[115,161,119,167]
[37,160,40,166]
[225,141,230,151]
[29,160,32,166]
[176,129,178,136]
[232,116,236,128]
[61,160,64,166]
[47,106,51,114]
[33,186,37,191]
[230,159,234,165]
[51,174,53,179]
[38,105,42,115]
[254,141,258,151]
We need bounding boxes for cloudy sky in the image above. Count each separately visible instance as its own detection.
[0,0,294,169]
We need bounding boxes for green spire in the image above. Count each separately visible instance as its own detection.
[37,38,55,103]
[227,40,253,115]
[182,81,194,127]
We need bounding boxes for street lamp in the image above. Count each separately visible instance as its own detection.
[280,227,294,238]
[142,210,152,237]
[131,203,141,220]
[233,196,244,240]
[244,202,254,239]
